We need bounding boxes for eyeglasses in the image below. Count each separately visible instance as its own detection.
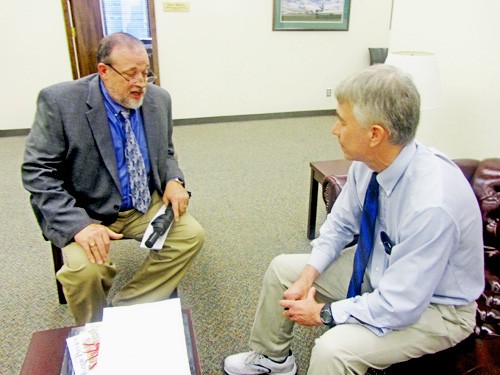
[106,64,157,84]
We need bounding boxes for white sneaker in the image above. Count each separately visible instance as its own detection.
[224,351,297,375]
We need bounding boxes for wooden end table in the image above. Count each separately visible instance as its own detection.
[308,160,352,239]
[21,308,201,375]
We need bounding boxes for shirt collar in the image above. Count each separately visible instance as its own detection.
[377,141,418,196]
[99,79,129,118]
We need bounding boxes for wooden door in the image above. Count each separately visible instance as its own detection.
[61,0,160,83]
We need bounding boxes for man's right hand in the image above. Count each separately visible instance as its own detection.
[74,224,123,265]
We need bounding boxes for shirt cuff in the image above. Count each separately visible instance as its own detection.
[330,297,389,336]
[307,248,334,274]
[168,177,185,186]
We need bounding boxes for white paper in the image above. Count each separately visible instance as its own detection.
[94,299,191,375]
[140,204,172,250]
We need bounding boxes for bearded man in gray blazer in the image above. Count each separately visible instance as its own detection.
[22,32,204,325]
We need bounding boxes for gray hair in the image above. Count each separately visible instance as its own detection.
[335,64,420,145]
[96,32,145,65]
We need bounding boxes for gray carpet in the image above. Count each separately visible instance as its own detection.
[0,115,343,374]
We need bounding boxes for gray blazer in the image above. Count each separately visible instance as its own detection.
[22,74,183,248]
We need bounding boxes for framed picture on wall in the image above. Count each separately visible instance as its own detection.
[273,0,351,31]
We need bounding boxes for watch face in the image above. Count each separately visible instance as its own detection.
[320,306,333,325]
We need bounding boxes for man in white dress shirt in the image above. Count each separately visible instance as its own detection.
[224,64,484,374]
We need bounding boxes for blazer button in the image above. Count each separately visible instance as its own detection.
[114,205,120,210]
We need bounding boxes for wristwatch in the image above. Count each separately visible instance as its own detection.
[171,177,185,187]
[320,303,336,328]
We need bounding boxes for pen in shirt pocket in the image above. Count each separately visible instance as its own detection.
[380,231,394,255]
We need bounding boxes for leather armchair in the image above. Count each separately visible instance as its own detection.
[321,158,500,374]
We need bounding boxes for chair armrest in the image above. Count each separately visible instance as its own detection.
[469,158,500,339]
[322,174,348,214]
[453,158,480,183]
[470,158,500,247]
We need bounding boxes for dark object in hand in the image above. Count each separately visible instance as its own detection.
[145,205,174,248]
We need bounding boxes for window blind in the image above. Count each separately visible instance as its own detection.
[101,0,151,40]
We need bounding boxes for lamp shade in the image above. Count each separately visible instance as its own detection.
[385,51,443,110]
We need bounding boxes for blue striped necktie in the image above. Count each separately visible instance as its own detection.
[121,109,151,213]
[347,172,379,298]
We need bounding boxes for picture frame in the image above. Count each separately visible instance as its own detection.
[273,0,351,31]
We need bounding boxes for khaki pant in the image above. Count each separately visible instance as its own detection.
[57,192,204,325]
[249,251,476,375]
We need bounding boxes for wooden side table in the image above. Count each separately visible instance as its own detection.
[308,160,352,239]
[21,308,201,375]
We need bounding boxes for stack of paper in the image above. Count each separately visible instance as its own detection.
[94,298,191,375]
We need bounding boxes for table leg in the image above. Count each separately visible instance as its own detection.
[307,169,319,240]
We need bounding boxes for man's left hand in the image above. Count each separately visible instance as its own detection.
[279,287,323,326]
[163,179,189,221]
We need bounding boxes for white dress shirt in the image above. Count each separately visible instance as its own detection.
[308,141,484,335]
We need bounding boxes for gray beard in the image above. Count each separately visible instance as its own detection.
[122,94,144,109]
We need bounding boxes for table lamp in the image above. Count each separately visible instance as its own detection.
[385,51,443,110]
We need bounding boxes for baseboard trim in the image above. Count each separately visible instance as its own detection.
[173,109,336,126]
[0,110,337,136]
[0,128,30,137]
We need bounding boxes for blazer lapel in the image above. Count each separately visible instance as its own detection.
[85,75,122,194]
[141,91,160,169]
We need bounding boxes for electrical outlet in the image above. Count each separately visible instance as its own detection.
[326,88,332,97]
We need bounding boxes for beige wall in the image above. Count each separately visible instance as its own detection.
[389,0,500,159]
[1,1,72,131]
[1,0,498,160]
[0,0,391,130]
[154,0,392,118]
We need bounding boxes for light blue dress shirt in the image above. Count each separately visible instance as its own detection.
[308,141,484,335]
[100,81,151,210]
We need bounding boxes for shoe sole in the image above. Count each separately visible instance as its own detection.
[224,363,297,375]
